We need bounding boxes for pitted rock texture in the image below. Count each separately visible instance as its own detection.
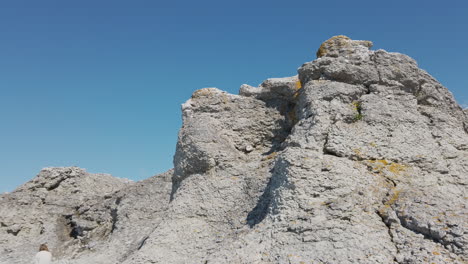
[0,36,467,264]
[0,167,132,264]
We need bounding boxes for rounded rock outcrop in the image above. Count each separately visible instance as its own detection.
[316,35,373,58]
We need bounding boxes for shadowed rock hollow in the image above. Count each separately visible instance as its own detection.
[1,36,467,264]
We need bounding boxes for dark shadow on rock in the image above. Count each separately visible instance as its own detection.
[246,157,291,227]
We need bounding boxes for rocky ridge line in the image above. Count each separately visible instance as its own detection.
[0,36,467,264]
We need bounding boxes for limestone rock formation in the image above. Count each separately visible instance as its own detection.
[0,167,132,263]
[1,36,467,264]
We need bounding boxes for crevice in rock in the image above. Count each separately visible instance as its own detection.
[285,225,314,235]
[419,110,435,126]
[118,220,167,263]
[246,158,290,227]
[376,176,462,259]
[395,213,446,247]
[364,83,372,95]
[414,81,425,105]
[110,208,118,233]
[315,142,406,263]
[65,215,83,239]
[169,181,180,202]
[115,196,122,206]
[380,173,397,188]
[47,177,67,191]
[110,198,121,234]
[6,229,20,236]
[137,236,149,250]
[265,99,299,135]
[370,53,382,85]
[322,134,342,158]
[376,209,401,263]
[246,169,278,227]
[394,215,465,259]
[375,172,402,264]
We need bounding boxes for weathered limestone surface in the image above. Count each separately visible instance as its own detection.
[0,36,467,264]
[0,167,132,263]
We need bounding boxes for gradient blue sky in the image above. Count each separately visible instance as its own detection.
[1,0,467,192]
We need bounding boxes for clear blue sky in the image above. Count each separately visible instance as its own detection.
[1,0,467,192]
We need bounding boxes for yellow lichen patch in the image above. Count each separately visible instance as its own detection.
[295,80,302,90]
[192,88,218,99]
[352,148,363,159]
[432,251,441,255]
[369,159,389,166]
[316,35,351,58]
[366,159,408,177]
[379,189,401,214]
[386,189,401,207]
[368,159,389,173]
[293,90,301,99]
[293,79,303,99]
[369,142,377,147]
[388,163,407,175]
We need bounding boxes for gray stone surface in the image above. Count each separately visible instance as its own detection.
[1,36,466,264]
[0,167,132,263]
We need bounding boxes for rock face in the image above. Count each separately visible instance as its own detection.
[0,167,132,263]
[1,36,467,264]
